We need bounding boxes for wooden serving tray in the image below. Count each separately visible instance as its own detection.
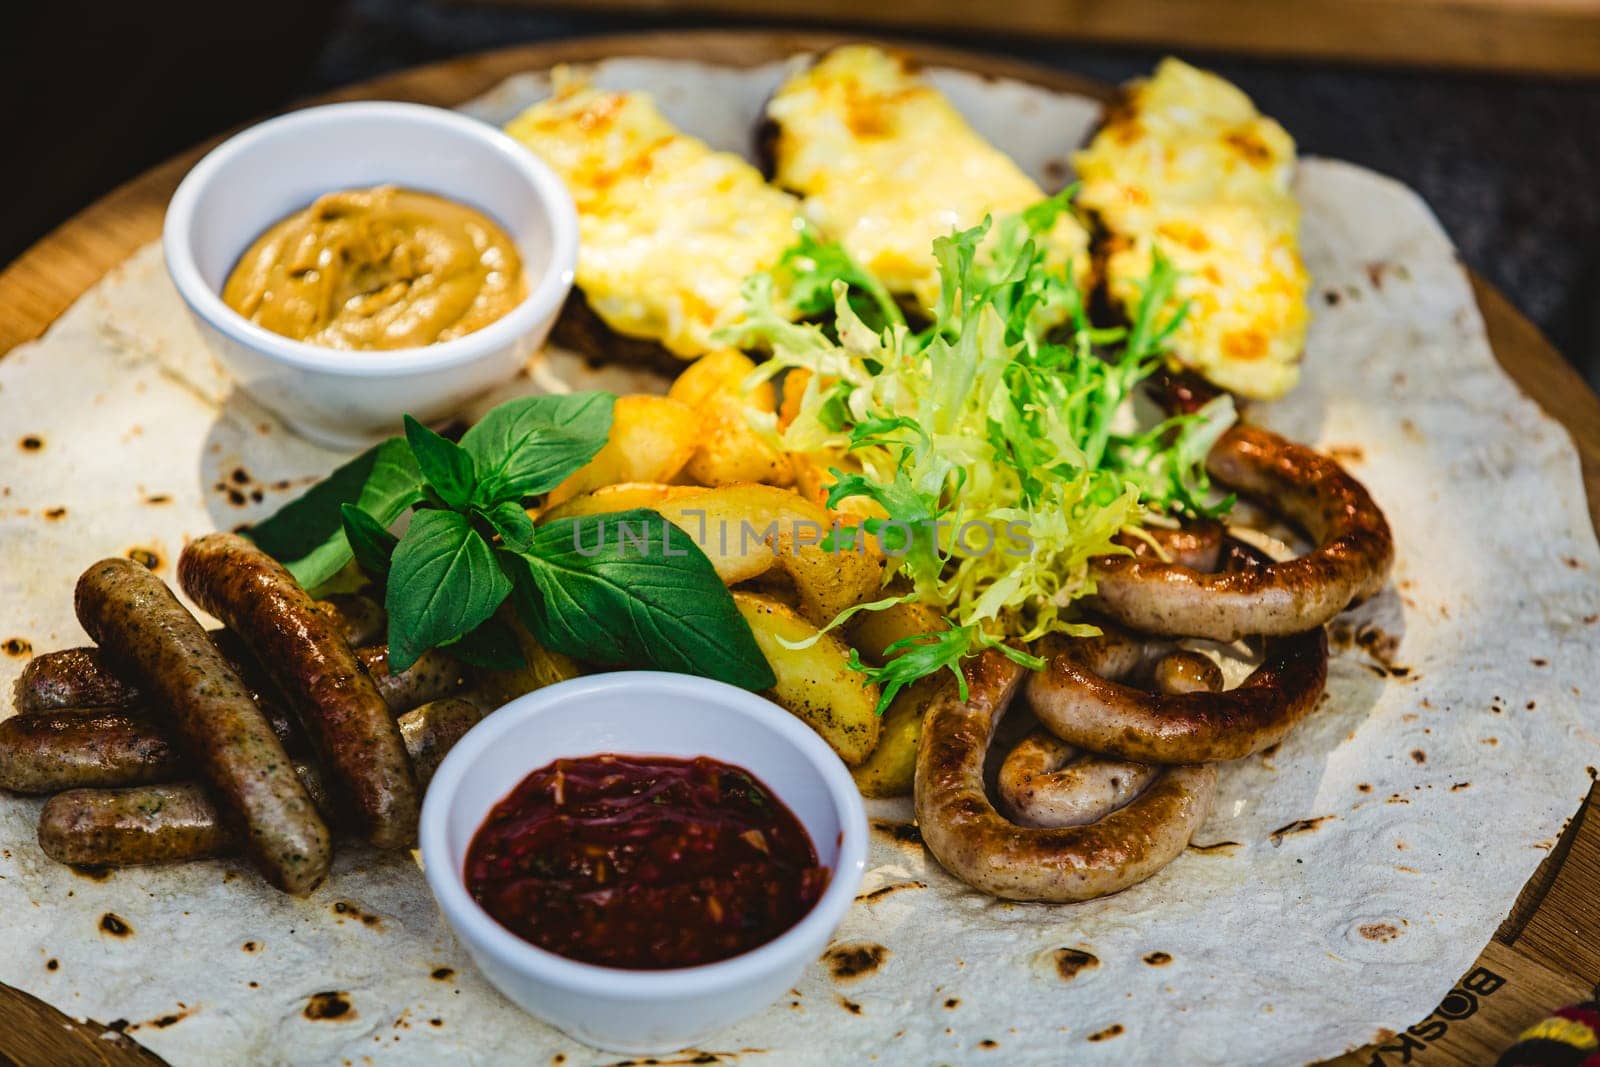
[0,30,1595,1067]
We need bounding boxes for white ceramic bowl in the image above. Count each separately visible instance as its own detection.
[419,672,869,1054]
[162,101,577,449]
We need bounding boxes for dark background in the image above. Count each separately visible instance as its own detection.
[4,0,1598,386]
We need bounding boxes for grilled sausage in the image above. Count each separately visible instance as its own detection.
[996,729,1158,829]
[36,700,483,868]
[1,649,469,796]
[355,647,469,714]
[915,651,1216,902]
[13,595,383,714]
[1026,622,1328,764]
[38,783,234,867]
[1089,425,1393,640]
[0,709,186,794]
[73,558,331,894]
[178,534,418,848]
[396,698,482,787]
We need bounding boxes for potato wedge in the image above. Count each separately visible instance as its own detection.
[734,592,881,766]
[655,484,882,626]
[669,349,776,410]
[668,350,794,487]
[537,482,708,524]
[850,675,944,798]
[847,598,948,665]
[547,395,700,505]
[540,483,884,628]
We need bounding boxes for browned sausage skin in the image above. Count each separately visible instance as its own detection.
[1026,623,1328,764]
[996,730,1158,830]
[37,700,482,869]
[2,650,464,798]
[0,709,186,794]
[178,534,420,849]
[915,651,1216,902]
[73,558,331,894]
[38,784,233,868]
[13,595,384,714]
[1115,521,1224,573]
[1088,425,1393,641]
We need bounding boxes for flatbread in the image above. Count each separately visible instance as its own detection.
[0,57,1596,1066]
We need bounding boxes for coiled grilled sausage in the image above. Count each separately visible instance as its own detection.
[1026,623,1327,764]
[73,558,331,894]
[179,534,419,849]
[915,651,1216,902]
[1088,425,1393,640]
[996,730,1158,829]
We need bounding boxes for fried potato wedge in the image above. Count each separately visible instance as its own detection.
[734,591,881,766]
[538,482,708,523]
[547,395,700,505]
[846,599,948,664]
[851,676,944,797]
[656,485,882,626]
[668,350,794,487]
[539,483,884,628]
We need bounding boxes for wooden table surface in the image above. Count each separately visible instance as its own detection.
[0,30,1596,1067]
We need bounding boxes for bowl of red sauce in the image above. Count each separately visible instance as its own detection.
[418,672,869,1053]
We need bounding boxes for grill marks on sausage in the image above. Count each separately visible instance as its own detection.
[74,557,331,894]
[178,535,418,850]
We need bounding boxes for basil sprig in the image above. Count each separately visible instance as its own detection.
[244,393,775,690]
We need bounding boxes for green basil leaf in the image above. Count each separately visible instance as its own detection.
[508,507,776,691]
[385,510,511,672]
[478,500,538,552]
[340,504,399,581]
[460,392,615,503]
[244,438,423,589]
[441,614,526,671]
[404,415,477,510]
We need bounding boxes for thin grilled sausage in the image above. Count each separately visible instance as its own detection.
[38,784,233,867]
[915,651,1216,902]
[1025,623,1328,764]
[0,659,466,796]
[356,647,469,714]
[74,558,331,894]
[37,700,483,868]
[396,698,482,787]
[1088,425,1393,640]
[14,596,383,714]
[0,709,186,794]
[178,534,419,849]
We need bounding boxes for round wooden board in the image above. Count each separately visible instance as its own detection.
[0,30,1595,1067]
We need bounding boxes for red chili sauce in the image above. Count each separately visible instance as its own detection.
[465,754,828,969]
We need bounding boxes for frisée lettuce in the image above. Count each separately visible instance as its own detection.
[718,191,1235,710]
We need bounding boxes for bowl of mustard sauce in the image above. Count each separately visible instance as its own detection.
[163,102,577,448]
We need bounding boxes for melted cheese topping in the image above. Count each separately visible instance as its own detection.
[1075,58,1310,399]
[767,45,1088,312]
[506,74,802,358]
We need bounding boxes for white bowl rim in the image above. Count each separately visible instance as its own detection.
[161,100,578,379]
[419,670,870,999]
